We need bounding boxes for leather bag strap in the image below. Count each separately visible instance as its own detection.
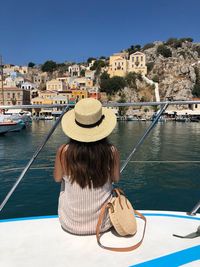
[96,199,147,252]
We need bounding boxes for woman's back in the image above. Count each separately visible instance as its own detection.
[58,175,113,235]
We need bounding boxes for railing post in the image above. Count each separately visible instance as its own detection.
[187,201,200,216]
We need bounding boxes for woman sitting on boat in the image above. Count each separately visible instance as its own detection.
[54,98,120,235]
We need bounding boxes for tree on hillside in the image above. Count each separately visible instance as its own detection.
[80,69,85,77]
[90,60,106,70]
[192,84,200,97]
[142,43,155,50]
[127,44,141,55]
[100,71,110,80]
[165,37,193,48]
[28,62,35,68]
[87,57,96,64]
[157,45,172,58]
[41,60,57,73]
[192,67,200,97]
[125,72,139,88]
[100,75,126,95]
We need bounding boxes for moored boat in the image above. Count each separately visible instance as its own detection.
[4,109,32,125]
[0,120,25,134]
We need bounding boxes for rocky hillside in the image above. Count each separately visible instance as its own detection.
[143,39,200,101]
[113,38,200,106]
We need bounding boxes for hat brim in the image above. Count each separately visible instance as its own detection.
[61,107,117,142]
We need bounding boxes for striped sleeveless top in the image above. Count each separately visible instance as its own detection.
[58,175,113,235]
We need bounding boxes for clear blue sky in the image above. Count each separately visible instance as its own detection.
[1,0,200,65]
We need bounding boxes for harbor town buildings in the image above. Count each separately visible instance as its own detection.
[0,50,148,117]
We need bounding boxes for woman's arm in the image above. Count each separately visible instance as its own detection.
[53,144,66,182]
[111,146,120,183]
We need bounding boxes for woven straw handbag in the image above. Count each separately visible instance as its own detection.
[96,188,146,252]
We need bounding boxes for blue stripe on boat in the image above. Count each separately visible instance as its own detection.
[0,215,58,223]
[142,213,200,221]
[0,212,200,223]
[130,245,200,267]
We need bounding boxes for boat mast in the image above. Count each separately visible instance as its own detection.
[0,55,4,105]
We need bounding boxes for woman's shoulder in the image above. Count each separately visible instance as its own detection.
[110,145,119,155]
[57,144,69,156]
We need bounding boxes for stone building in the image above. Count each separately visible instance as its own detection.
[0,87,30,106]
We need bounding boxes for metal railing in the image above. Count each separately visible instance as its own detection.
[1,100,200,110]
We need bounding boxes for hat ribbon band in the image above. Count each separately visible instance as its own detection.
[75,115,105,128]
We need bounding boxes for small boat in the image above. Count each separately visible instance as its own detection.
[4,109,32,125]
[0,120,25,134]
[127,115,139,121]
[175,116,190,122]
[190,117,200,123]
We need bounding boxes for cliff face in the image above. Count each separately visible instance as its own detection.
[118,40,200,105]
[144,41,200,101]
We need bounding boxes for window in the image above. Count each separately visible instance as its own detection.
[141,56,143,61]
[195,104,198,108]
[132,57,134,62]
[7,93,10,98]
[17,93,20,98]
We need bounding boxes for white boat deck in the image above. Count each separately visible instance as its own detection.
[0,210,200,267]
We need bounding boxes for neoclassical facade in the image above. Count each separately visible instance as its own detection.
[108,51,147,77]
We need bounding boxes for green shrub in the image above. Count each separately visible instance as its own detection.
[165,38,178,46]
[180,37,193,43]
[152,75,159,83]
[157,45,172,58]
[195,46,200,57]
[165,37,193,48]
[143,43,155,50]
[146,62,154,72]
[100,74,126,95]
[192,84,200,97]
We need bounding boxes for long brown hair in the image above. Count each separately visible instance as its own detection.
[63,138,114,189]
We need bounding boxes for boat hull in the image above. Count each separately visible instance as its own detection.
[0,120,25,134]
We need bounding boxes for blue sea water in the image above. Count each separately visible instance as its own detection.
[0,120,200,219]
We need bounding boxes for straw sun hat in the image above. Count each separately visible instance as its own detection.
[61,98,117,142]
